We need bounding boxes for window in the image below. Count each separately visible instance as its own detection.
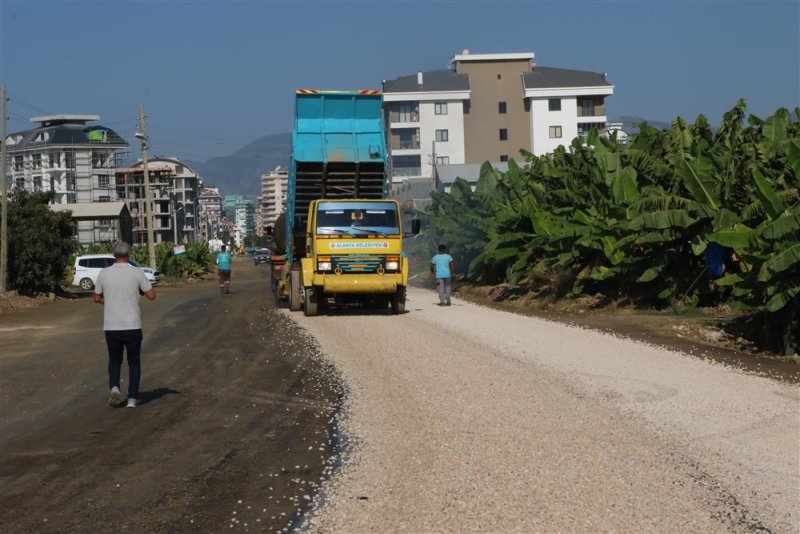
[98,196,111,202]
[13,156,23,171]
[463,101,471,114]
[97,219,112,228]
[549,126,563,139]
[399,103,413,122]
[580,98,596,117]
[65,152,75,168]
[15,177,25,189]
[32,154,42,169]
[98,175,110,189]
[498,102,507,114]
[66,172,77,190]
[33,176,42,192]
[548,99,561,111]
[499,155,509,162]
[497,74,502,80]
[499,129,508,141]
[67,193,77,203]
[435,129,449,142]
[434,102,448,115]
[435,156,450,165]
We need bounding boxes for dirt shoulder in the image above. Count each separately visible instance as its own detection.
[449,283,800,384]
[0,263,341,532]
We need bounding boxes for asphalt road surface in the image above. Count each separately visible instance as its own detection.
[0,262,340,532]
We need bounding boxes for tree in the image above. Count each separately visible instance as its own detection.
[7,190,77,295]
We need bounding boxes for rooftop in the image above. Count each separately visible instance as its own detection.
[452,52,534,63]
[6,115,129,150]
[383,69,470,93]
[50,202,130,219]
[31,114,101,126]
[523,66,612,89]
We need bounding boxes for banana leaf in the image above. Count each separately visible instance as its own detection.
[758,244,800,281]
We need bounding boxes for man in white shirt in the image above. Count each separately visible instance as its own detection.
[93,242,156,408]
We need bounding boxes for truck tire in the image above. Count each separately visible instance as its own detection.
[391,287,406,315]
[304,287,319,317]
[289,269,302,311]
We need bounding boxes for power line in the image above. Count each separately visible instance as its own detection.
[7,92,53,116]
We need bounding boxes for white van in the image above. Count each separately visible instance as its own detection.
[72,254,161,290]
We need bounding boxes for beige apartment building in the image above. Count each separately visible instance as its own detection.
[383,51,614,192]
[453,52,535,164]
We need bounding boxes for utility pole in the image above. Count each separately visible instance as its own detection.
[136,105,157,269]
[1,84,8,293]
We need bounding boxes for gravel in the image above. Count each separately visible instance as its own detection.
[286,287,799,532]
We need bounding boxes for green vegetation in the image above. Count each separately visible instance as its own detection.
[7,190,77,295]
[420,101,799,354]
[132,242,214,280]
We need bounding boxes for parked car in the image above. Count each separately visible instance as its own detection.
[72,254,161,290]
[254,249,270,265]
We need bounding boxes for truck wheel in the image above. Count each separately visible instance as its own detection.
[304,287,319,317]
[289,269,302,311]
[391,287,406,315]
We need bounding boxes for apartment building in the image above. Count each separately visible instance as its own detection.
[382,51,614,186]
[115,164,177,245]
[4,114,130,245]
[223,195,256,239]
[259,167,289,232]
[383,70,470,184]
[129,156,201,243]
[199,186,224,241]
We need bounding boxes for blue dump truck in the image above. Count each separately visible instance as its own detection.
[273,90,419,316]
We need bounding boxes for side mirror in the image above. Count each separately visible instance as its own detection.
[411,219,421,235]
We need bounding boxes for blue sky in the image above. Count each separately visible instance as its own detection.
[2,0,798,160]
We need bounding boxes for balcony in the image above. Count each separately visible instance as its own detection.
[392,167,422,178]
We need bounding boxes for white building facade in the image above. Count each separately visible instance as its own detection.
[4,115,130,246]
[383,70,470,185]
[259,167,288,231]
[129,156,202,243]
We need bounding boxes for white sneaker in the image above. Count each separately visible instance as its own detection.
[109,387,122,407]
[126,398,138,408]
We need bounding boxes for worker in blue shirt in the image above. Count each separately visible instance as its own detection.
[216,245,233,294]
[430,244,456,306]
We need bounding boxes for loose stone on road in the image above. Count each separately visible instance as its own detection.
[288,287,799,532]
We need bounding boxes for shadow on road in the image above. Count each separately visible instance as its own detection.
[138,387,181,406]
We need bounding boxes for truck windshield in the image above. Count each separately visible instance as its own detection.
[316,201,400,235]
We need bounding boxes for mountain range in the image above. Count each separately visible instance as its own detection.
[188,117,669,198]
[187,132,291,199]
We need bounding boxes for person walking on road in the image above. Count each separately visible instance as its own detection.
[431,244,456,306]
[93,242,156,408]
[216,244,233,294]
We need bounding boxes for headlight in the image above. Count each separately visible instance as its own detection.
[385,260,399,271]
[318,261,332,271]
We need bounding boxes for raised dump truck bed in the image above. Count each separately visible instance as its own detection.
[288,91,387,241]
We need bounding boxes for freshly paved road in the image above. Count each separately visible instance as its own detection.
[0,262,339,532]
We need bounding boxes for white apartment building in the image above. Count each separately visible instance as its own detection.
[199,187,224,241]
[382,51,614,189]
[129,156,201,243]
[382,70,470,184]
[522,66,614,155]
[4,114,130,245]
[259,167,288,231]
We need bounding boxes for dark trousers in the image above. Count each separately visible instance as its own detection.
[105,329,143,399]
